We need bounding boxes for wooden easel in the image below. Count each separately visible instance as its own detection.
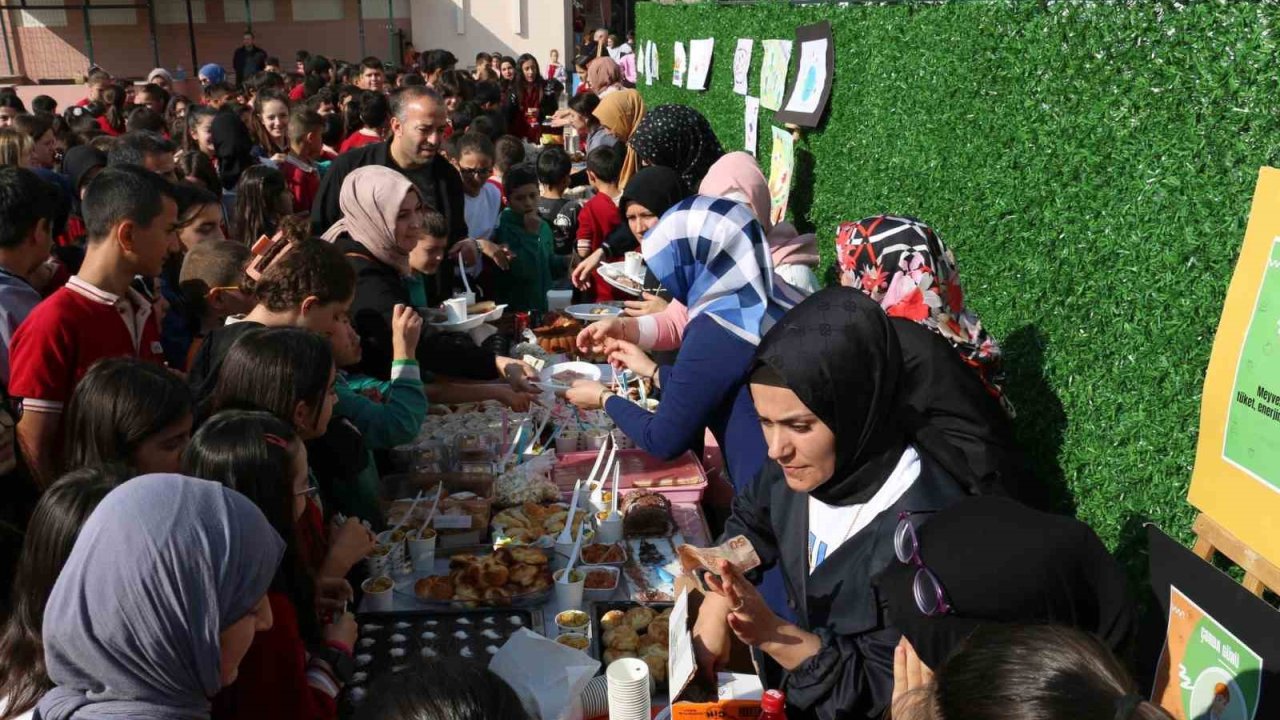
[1191,513,1280,600]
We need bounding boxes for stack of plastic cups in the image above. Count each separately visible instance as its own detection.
[606,658,651,720]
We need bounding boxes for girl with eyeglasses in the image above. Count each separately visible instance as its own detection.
[183,409,356,720]
[690,286,987,720]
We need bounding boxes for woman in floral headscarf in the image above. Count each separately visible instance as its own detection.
[835,215,1010,414]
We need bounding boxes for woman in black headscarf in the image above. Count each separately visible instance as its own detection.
[629,104,724,191]
[690,286,975,720]
[874,495,1134,674]
[569,165,688,299]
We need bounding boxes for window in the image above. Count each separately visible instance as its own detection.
[155,0,207,24]
[223,0,275,24]
[16,0,67,28]
[292,0,343,21]
[361,0,409,20]
[88,7,137,26]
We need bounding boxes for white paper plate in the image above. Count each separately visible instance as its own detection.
[537,361,601,392]
[428,314,487,332]
[596,262,645,297]
[565,303,624,321]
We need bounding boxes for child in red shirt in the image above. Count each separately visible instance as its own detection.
[575,145,624,302]
[280,107,325,215]
[9,166,177,485]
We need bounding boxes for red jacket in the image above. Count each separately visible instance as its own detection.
[576,192,622,302]
[339,131,382,155]
[279,156,321,215]
[212,592,338,720]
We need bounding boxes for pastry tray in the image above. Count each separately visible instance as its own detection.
[342,608,541,716]
[588,600,675,685]
[553,449,709,504]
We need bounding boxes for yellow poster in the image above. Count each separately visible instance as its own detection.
[1189,166,1280,568]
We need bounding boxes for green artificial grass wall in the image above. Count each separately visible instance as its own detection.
[637,0,1280,559]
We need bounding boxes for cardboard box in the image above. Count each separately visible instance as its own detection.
[668,589,766,720]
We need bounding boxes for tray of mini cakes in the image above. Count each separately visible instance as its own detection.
[343,607,542,714]
[588,602,675,687]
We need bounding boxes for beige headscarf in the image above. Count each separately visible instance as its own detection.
[699,151,818,268]
[593,89,646,188]
[320,165,420,277]
[586,56,624,95]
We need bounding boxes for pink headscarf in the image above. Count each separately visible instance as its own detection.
[587,57,624,95]
[699,151,819,268]
[320,165,420,277]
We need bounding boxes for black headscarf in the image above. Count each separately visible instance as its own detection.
[210,111,255,191]
[753,286,908,506]
[618,165,687,221]
[62,145,106,215]
[629,105,724,192]
[873,496,1135,670]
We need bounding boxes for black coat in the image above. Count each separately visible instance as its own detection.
[333,235,498,382]
[722,455,969,720]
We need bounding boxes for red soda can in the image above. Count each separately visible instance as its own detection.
[514,311,530,334]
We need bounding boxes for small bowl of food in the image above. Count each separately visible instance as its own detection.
[582,565,620,602]
[362,575,395,612]
[579,542,626,567]
[555,633,591,651]
[555,608,591,636]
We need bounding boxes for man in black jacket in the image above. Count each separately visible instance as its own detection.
[232,31,268,87]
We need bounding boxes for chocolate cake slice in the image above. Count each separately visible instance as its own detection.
[622,490,675,537]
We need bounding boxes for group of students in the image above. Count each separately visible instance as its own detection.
[0,32,1177,720]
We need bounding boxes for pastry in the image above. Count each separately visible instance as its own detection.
[643,650,668,682]
[638,633,665,653]
[621,490,675,537]
[624,606,656,631]
[648,619,669,640]
[416,576,455,601]
[603,649,637,664]
[600,609,627,630]
[479,559,510,588]
[510,563,540,587]
[603,626,639,651]
[509,547,549,565]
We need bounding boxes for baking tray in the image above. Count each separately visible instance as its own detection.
[385,546,555,612]
[588,600,675,686]
[342,607,541,715]
[554,449,708,504]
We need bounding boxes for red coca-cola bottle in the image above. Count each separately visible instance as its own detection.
[760,689,787,720]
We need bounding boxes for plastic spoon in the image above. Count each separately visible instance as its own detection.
[560,524,586,583]
[582,432,611,486]
[421,487,443,529]
[458,256,473,298]
[386,489,424,536]
[608,461,621,521]
[558,478,584,544]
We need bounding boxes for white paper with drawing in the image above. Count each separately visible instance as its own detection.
[733,38,754,95]
[784,37,830,115]
[673,41,686,87]
[744,96,759,156]
[759,39,793,111]
[686,38,714,91]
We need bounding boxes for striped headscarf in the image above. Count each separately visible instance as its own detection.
[641,195,808,345]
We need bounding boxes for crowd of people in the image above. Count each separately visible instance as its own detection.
[0,24,1176,720]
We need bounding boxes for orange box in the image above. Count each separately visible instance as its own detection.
[667,589,765,719]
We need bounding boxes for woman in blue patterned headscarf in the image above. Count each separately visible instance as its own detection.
[566,195,808,492]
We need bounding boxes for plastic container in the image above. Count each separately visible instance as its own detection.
[760,689,787,720]
[553,449,709,504]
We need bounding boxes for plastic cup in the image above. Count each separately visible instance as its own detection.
[376,531,406,569]
[596,516,623,544]
[407,528,437,571]
[444,297,468,323]
[556,431,580,454]
[547,289,573,311]
[555,608,592,636]
[365,543,392,577]
[453,290,476,307]
[553,567,585,611]
[624,251,644,278]
[362,575,395,612]
[584,430,609,450]
[606,658,652,720]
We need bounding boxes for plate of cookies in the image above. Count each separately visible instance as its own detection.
[492,501,593,547]
[591,602,674,686]
[399,547,554,610]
